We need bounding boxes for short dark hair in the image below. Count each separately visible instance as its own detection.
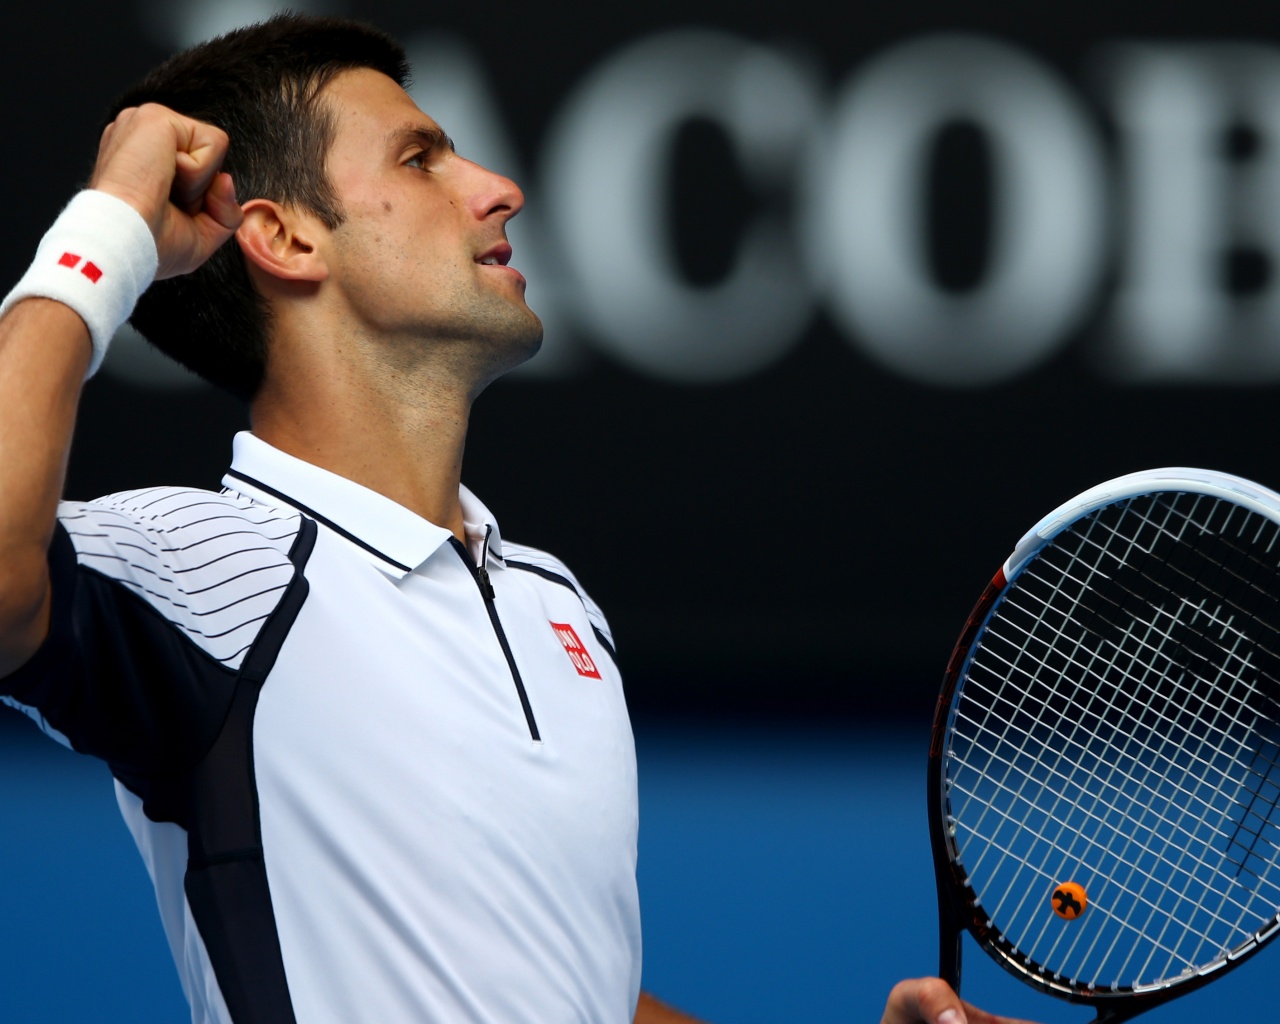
[107,14,410,401]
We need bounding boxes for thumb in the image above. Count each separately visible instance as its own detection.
[881,978,966,1024]
[198,172,243,237]
[157,172,243,280]
[880,978,1043,1024]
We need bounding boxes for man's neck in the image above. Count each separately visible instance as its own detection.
[249,361,473,543]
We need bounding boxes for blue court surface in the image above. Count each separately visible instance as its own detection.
[0,715,1275,1022]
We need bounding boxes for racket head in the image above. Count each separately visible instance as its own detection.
[930,468,1280,1019]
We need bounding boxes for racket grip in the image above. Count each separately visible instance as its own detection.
[934,863,963,990]
[939,925,961,991]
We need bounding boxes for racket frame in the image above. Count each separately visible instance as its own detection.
[928,468,1280,1022]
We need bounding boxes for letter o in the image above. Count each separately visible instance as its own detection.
[808,35,1109,386]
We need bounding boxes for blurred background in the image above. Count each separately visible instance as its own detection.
[4,0,1280,1019]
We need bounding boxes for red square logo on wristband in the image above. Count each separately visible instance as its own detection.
[56,252,102,283]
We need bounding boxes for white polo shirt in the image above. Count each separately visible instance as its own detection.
[1,431,641,1024]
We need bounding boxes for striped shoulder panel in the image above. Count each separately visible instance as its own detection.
[501,540,616,653]
[57,486,303,670]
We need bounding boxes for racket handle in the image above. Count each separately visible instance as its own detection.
[939,925,961,992]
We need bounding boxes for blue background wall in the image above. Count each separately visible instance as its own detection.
[3,713,1275,1023]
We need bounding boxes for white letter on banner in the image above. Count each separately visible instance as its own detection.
[1103,44,1280,381]
[810,34,1108,387]
[542,30,820,383]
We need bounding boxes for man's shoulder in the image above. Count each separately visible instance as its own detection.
[58,484,304,549]
[501,540,615,653]
[50,484,309,666]
[501,539,585,587]
[71,483,277,521]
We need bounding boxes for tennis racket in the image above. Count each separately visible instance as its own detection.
[928,468,1280,1023]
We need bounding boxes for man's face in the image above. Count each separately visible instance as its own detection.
[315,68,542,379]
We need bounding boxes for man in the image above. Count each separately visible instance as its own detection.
[0,13,1028,1024]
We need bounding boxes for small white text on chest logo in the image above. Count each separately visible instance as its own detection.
[550,622,602,679]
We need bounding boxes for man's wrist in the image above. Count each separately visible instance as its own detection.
[0,189,159,377]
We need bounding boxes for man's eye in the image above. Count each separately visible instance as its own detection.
[406,152,428,169]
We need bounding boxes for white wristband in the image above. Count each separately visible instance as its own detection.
[0,190,159,378]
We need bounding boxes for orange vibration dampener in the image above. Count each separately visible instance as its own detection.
[1052,881,1088,920]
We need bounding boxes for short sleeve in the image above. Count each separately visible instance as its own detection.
[1,488,304,775]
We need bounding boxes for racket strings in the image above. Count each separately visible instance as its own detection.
[944,491,1280,993]
[953,506,1136,882]
[965,591,1265,813]
[953,650,1236,876]
[977,504,1280,936]
[1003,560,1280,962]
[1075,496,1280,697]
[950,659,1266,985]
[996,494,1280,810]
[991,570,1280,824]
[1090,509,1280,979]
[952,637,1270,974]
[1053,495,1280,824]
[957,562,1275,883]
[1226,732,1280,881]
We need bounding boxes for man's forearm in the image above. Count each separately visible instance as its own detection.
[0,103,240,678]
[0,297,92,675]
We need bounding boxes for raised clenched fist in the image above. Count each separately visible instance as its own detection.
[90,103,243,279]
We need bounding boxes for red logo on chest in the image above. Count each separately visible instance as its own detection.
[550,622,601,679]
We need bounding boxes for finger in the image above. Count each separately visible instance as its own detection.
[89,105,216,232]
[881,978,963,1024]
[170,120,231,212]
[880,978,1045,1024]
[96,106,133,153]
[959,999,1041,1024]
[153,172,243,280]
[190,173,243,256]
[202,172,243,234]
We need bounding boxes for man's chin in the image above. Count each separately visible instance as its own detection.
[503,307,544,360]
[500,325,544,376]
[471,311,544,385]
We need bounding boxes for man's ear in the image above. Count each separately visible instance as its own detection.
[236,198,329,283]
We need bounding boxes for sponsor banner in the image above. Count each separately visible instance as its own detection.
[6,0,1280,713]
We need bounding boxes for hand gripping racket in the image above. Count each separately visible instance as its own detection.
[929,468,1280,1022]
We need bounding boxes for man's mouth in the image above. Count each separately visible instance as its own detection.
[476,243,512,267]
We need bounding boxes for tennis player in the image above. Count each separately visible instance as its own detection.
[0,13,1031,1024]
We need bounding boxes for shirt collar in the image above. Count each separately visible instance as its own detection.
[221,431,503,579]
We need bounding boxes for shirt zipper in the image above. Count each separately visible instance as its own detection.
[450,529,541,741]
